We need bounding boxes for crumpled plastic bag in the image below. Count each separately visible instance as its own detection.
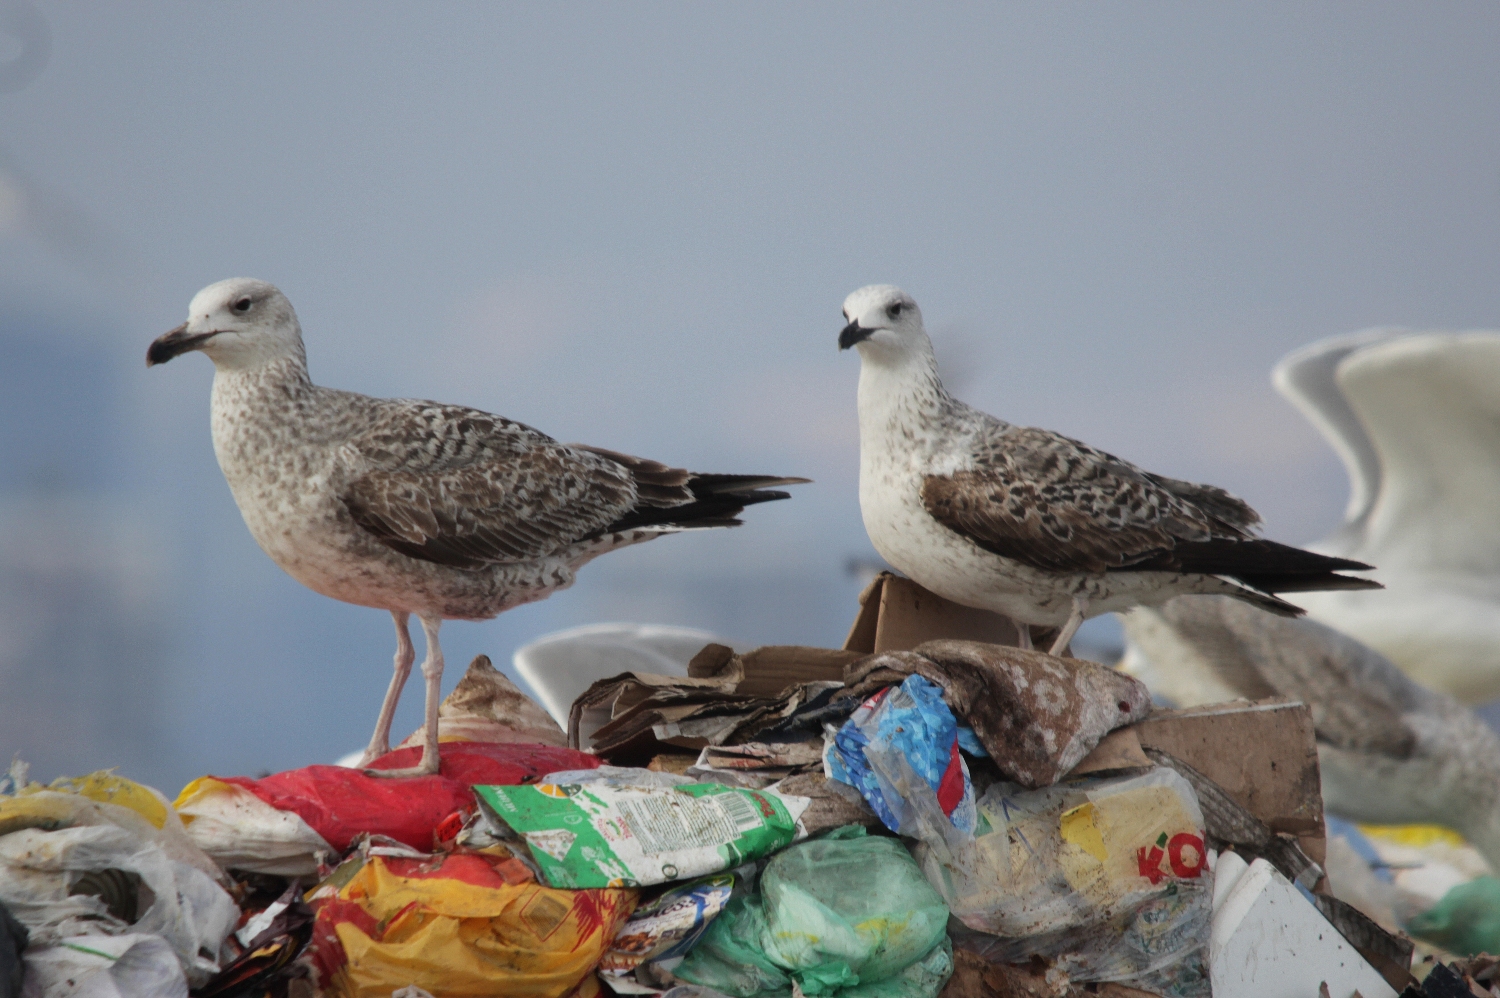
[0,824,239,989]
[2,772,225,884]
[905,764,1213,996]
[305,843,636,998]
[21,932,188,998]
[674,825,953,998]
[173,777,333,877]
[176,741,598,868]
[825,674,977,835]
[0,773,239,989]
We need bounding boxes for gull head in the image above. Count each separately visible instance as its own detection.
[838,284,928,362]
[147,278,303,371]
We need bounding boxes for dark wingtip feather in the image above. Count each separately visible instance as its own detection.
[1241,573,1384,594]
[1225,587,1306,617]
[689,474,812,493]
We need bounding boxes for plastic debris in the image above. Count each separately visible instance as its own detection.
[597,874,735,987]
[475,777,809,888]
[1209,852,1395,998]
[0,775,239,989]
[192,881,314,998]
[20,932,188,998]
[675,825,952,997]
[1405,875,1500,958]
[304,840,636,998]
[825,673,977,835]
[177,741,598,862]
[915,767,1213,995]
[514,624,730,728]
[8,586,1455,996]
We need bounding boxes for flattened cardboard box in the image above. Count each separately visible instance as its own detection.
[1133,698,1326,869]
[845,572,1068,654]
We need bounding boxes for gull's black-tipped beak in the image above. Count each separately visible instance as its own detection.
[147,323,217,366]
[839,320,874,351]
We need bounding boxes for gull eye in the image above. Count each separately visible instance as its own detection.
[234,297,252,313]
[886,302,904,319]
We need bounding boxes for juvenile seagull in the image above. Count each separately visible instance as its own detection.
[149,278,806,777]
[839,283,1379,656]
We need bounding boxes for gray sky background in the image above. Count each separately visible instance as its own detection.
[2,2,1498,791]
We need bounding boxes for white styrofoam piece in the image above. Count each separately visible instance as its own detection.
[513,622,733,726]
[1209,858,1396,998]
[1212,849,1250,913]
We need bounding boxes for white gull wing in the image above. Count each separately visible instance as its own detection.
[1278,331,1500,702]
[1271,328,1406,554]
[1337,332,1500,571]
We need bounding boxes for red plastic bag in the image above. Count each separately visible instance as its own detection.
[219,742,597,852]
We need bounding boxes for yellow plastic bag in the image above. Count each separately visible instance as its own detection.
[309,847,636,998]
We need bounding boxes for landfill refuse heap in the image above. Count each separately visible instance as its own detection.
[0,574,1485,998]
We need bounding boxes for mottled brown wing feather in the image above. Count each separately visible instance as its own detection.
[921,425,1252,575]
[338,402,639,569]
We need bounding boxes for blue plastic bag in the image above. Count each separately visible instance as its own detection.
[825,674,977,835]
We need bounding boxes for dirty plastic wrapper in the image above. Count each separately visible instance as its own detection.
[21,932,188,998]
[675,825,952,998]
[910,765,1213,996]
[825,674,977,835]
[598,874,735,979]
[306,847,636,998]
[475,781,809,888]
[0,780,240,989]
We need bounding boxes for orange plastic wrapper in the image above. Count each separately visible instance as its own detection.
[306,847,636,998]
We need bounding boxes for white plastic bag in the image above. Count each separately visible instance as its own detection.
[172,777,332,876]
[21,933,188,998]
[0,823,238,988]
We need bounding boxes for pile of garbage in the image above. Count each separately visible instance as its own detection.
[0,574,1489,998]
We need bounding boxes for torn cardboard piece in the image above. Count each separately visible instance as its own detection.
[570,644,859,763]
[844,572,1064,655]
[1065,727,1152,777]
[690,643,859,695]
[567,657,745,751]
[1132,698,1326,874]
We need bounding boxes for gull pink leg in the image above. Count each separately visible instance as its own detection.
[357,611,413,767]
[366,614,445,779]
[1048,596,1088,657]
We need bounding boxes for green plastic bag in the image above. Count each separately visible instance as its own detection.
[1407,875,1500,957]
[475,779,807,889]
[675,825,952,997]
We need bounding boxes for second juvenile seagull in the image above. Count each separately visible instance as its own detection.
[839,284,1380,656]
[149,278,806,777]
